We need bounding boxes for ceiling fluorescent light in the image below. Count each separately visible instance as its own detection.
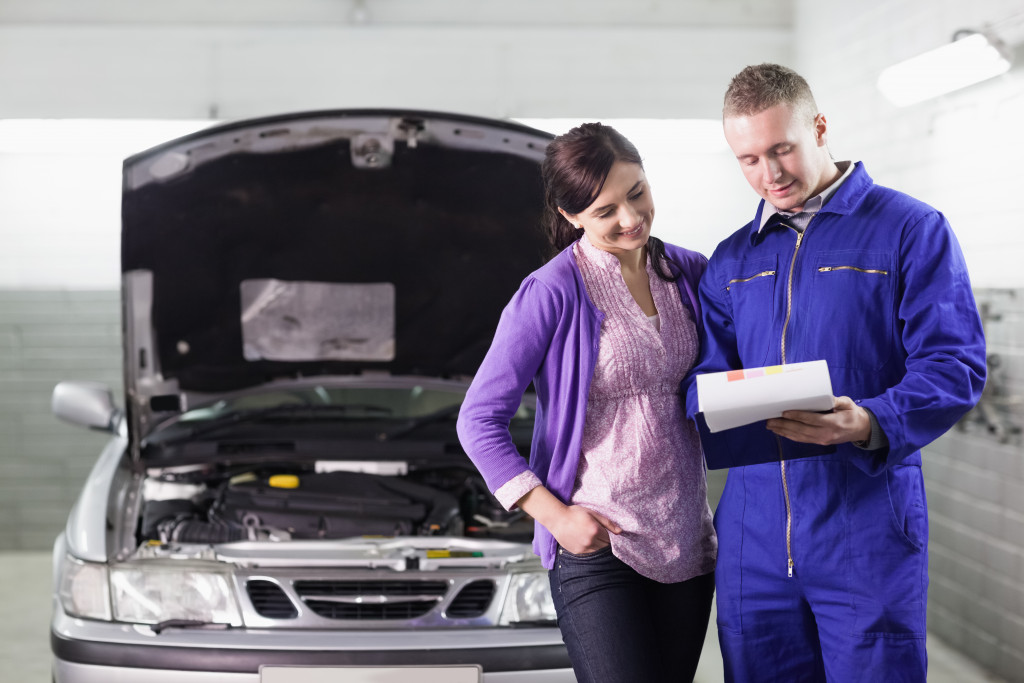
[877,31,1012,107]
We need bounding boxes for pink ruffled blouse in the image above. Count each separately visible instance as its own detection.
[579,238,717,584]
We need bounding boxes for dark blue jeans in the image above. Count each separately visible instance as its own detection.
[549,546,714,683]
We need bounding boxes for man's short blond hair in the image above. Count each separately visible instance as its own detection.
[723,63,819,125]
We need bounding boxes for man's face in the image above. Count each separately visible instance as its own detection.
[723,103,836,213]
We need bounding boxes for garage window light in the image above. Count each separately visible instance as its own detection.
[877,31,1012,107]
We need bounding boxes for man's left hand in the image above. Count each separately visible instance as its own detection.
[766,395,871,446]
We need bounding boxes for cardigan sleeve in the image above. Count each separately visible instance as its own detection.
[457,275,560,494]
[494,470,544,510]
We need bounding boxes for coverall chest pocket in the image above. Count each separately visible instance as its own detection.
[808,251,895,370]
[723,256,778,367]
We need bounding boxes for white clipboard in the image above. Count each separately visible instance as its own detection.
[696,360,835,433]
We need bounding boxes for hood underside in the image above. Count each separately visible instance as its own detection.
[121,110,552,442]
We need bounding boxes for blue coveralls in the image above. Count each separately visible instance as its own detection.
[686,163,986,682]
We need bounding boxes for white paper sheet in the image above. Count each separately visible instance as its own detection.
[696,360,835,433]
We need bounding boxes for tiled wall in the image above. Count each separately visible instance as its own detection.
[0,290,122,550]
[924,287,1024,680]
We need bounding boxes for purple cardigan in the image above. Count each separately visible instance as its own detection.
[456,240,707,569]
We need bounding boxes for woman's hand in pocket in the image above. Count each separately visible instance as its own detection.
[549,504,622,555]
[516,485,622,555]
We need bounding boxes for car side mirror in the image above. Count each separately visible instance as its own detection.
[52,381,121,433]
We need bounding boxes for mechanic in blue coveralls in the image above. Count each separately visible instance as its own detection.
[685,63,987,682]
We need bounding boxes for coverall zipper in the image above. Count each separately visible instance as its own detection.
[727,270,777,290]
[818,266,888,275]
[783,238,888,573]
[779,224,807,578]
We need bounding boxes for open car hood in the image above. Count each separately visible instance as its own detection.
[121,110,552,450]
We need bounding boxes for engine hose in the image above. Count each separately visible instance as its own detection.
[168,519,248,543]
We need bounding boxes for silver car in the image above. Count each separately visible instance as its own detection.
[50,110,574,682]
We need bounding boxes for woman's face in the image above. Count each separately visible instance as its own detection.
[560,160,654,256]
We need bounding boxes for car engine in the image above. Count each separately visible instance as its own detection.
[138,462,533,546]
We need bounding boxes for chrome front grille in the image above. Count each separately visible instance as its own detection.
[247,579,298,619]
[294,579,449,620]
[446,579,496,618]
[240,571,504,628]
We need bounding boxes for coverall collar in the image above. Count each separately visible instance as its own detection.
[749,161,870,245]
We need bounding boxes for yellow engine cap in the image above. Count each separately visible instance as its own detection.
[268,474,300,489]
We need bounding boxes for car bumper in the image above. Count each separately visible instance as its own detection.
[52,609,573,682]
[54,660,576,683]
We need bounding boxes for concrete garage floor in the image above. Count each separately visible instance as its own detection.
[2,551,1006,682]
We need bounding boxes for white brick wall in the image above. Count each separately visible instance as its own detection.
[794,0,1024,288]
[0,291,122,550]
[0,1,791,121]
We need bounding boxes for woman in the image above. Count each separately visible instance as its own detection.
[456,123,716,682]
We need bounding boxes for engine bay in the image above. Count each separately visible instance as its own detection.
[138,460,533,547]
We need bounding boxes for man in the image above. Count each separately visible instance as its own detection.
[686,63,986,681]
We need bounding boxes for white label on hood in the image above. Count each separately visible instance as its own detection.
[240,279,395,362]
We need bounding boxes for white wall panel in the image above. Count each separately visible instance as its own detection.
[0,25,789,120]
[0,154,122,289]
[0,0,792,28]
[0,120,215,289]
[793,0,1024,288]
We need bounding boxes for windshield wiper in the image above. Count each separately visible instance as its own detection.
[378,403,463,441]
[148,403,394,447]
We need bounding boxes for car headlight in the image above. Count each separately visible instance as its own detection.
[109,563,242,626]
[498,570,557,626]
[58,556,112,621]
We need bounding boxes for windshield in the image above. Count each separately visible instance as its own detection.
[140,384,536,451]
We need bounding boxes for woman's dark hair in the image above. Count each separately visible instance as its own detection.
[540,122,677,281]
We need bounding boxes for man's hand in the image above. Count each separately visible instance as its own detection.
[766,395,871,446]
